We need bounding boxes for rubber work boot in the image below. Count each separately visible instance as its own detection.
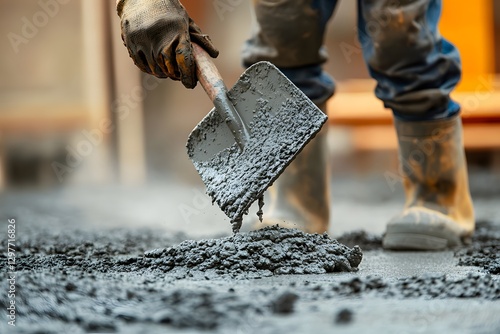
[383,115,475,250]
[254,102,330,234]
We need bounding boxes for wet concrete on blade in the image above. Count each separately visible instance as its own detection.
[2,220,500,334]
[187,62,327,232]
[190,97,325,232]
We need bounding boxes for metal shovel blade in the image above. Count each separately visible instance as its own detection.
[187,61,327,231]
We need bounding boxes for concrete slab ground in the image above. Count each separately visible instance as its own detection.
[0,172,499,333]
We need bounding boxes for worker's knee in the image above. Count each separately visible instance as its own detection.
[253,0,317,44]
[360,0,436,72]
[358,0,462,117]
[243,0,335,68]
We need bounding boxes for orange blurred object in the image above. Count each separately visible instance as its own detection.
[440,0,495,92]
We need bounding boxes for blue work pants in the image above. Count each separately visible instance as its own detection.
[242,0,461,120]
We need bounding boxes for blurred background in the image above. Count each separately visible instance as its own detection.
[0,0,499,235]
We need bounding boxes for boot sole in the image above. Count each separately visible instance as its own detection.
[383,223,464,250]
[383,207,470,250]
[383,232,450,250]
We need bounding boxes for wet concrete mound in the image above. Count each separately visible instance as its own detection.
[144,225,363,278]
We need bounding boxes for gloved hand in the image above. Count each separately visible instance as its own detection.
[117,0,219,88]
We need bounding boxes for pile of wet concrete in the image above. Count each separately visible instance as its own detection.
[15,226,363,278]
[142,225,363,278]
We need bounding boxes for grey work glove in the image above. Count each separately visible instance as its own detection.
[117,0,219,88]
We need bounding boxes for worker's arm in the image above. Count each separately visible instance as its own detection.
[116,0,219,88]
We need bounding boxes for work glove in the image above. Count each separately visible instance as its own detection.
[117,0,219,88]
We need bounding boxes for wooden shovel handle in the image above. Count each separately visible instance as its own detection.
[192,43,250,150]
[192,43,225,102]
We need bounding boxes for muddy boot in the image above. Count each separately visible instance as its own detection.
[383,115,475,250]
[254,103,330,234]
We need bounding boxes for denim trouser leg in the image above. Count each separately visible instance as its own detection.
[358,0,462,120]
[242,0,462,119]
[242,0,338,105]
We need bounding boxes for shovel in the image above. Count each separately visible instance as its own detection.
[187,44,327,233]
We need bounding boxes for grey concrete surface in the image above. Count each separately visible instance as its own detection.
[0,173,499,333]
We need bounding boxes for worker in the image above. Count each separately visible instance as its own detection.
[116,0,475,250]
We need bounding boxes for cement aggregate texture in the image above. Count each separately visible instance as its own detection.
[3,266,499,333]
[143,226,363,278]
[336,221,500,275]
[455,220,500,275]
[187,62,327,232]
[2,221,500,333]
